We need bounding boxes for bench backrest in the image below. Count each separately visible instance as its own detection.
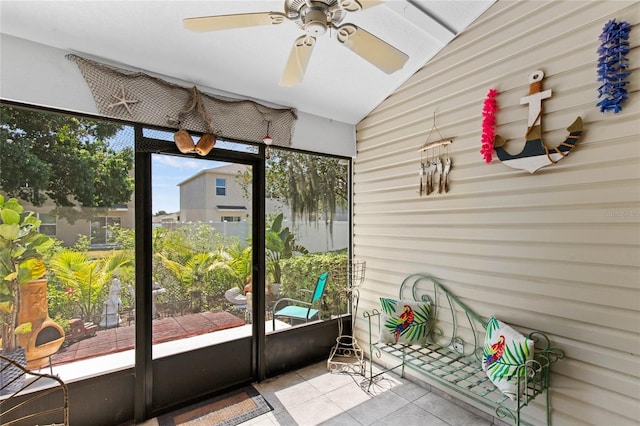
[398,274,488,362]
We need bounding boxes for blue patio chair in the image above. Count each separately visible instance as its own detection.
[272,272,329,330]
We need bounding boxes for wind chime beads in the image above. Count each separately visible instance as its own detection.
[418,154,451,197]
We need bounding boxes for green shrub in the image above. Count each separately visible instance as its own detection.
[280,249,349,317]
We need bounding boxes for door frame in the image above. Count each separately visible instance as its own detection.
[134,130,265,421]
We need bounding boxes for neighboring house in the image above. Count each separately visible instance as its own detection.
[151,212,180,230]
[177,164,348,252]
[178,163,249,223]
[0,194,134,248]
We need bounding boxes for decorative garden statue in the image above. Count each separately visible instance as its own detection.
[100,277,122,328]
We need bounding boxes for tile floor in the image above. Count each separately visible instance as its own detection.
[248,361,495,426]
[142,360,498,426]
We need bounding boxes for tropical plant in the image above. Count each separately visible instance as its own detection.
[155,247,223,311]
[49,248,133,322]
[265,212,308,284]
[0,196,54,353]
[209,243,252,291]
[155,252,217,294]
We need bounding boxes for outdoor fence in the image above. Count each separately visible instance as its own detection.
[155,220,349,253]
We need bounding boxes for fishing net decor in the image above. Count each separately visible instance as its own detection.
[67,54,297,147]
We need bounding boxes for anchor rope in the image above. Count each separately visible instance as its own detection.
[178,86,217,134]
[529,81,542,95]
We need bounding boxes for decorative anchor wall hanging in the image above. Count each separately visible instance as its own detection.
[493,70,583,173]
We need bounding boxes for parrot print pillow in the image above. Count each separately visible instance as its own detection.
[379,298,430,345]
[482,316,535,400]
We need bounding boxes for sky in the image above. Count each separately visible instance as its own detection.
[151,154,226,214]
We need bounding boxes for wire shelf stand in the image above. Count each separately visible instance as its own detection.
[327,259,366,375]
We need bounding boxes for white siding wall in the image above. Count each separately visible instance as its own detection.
[353,1,639,425]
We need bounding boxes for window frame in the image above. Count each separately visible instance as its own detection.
[215,178,226,196]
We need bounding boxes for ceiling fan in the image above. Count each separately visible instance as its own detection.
[184,0,409,86]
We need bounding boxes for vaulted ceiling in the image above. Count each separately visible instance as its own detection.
[0,0,494,124]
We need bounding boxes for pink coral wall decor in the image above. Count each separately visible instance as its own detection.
[480,88,498,163]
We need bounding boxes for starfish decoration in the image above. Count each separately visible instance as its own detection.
[107,85,139,116]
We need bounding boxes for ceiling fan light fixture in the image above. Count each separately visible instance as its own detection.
[306,20,327,36]
[302,7,328,36]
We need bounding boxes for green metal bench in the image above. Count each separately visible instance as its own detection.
[363,274,564,426]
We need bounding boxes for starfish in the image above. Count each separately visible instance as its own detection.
[108,85,139,116]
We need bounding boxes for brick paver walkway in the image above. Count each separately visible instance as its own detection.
[50,311,245,366]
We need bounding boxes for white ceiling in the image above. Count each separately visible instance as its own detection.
[0,0,494,125]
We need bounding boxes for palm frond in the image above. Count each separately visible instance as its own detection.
[379,297,398,314]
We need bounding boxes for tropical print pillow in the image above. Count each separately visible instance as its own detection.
[482,316,535,400]
[378,297,430,345]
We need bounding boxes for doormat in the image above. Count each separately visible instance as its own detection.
[158,385,272,426]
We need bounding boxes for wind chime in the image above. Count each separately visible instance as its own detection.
[418,113,453,196]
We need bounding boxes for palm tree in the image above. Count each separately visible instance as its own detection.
[155,252,217,292]
[223,244,252,290]
[50,249,133,322]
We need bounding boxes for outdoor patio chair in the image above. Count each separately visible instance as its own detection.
[272,272,329,330]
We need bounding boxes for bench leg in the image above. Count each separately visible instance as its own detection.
[401,344,406,378]
[364,347,407,392]
[546,387,551,426]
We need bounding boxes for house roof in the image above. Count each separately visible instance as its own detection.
[177,163,248,187]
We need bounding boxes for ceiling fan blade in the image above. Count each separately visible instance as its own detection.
[336,24,408,74]
[339,0,386,12]
[280,36,316,87]
[184,12,286,32]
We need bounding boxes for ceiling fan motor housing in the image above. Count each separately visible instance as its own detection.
[288,0,347,33]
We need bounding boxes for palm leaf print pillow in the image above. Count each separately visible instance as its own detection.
[378,297,430,345]
[482,316,535,400]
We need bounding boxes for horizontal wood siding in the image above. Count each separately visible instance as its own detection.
[354,1,640,425]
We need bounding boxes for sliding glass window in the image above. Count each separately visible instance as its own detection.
[264,147,350,332]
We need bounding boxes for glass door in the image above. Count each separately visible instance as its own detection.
[151,154,253,359]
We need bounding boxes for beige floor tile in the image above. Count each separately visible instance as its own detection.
[285,394,346,426]
[324,379,372,411]
[272,379,324,410]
